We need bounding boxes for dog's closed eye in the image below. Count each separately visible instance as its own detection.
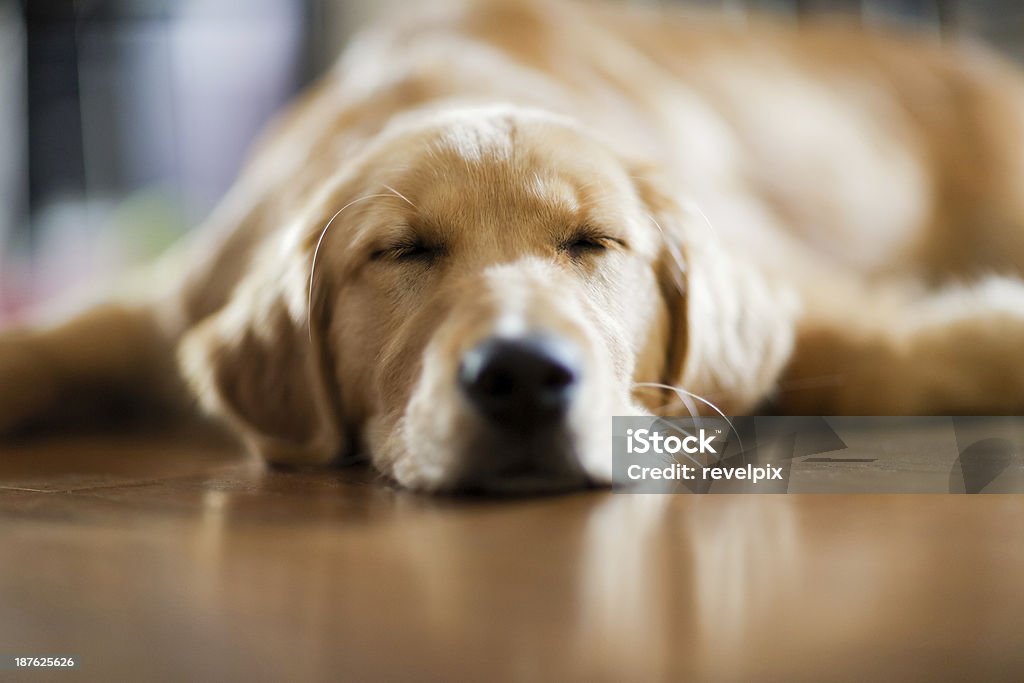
[370,237,445,264]
[560,227,626,259]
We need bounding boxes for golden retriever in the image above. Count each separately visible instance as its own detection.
[4,0,1024,492]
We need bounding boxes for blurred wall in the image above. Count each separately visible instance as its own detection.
[5,0,308,311]
[0,1,26,317]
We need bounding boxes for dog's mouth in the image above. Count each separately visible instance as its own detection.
[449,423,592,495]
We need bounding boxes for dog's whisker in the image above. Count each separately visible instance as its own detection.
[635,381,699,420]
[647,416,705,469]
[381,184,418,209]
[308,193,397,342]
[680,198,721,240]
[633,381,727,418]
[633,381,745,457]
[649,398,683,415]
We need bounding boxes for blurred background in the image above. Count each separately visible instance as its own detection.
[0,0,1022,320]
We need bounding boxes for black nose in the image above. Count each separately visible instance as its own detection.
[459,334,580,429]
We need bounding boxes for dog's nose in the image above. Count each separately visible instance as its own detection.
[459,334,580,429]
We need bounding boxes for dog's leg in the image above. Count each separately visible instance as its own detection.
[779,276,1024,414]
[0,301,186,434]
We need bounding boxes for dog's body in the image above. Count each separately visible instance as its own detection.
[4,0,1024,491]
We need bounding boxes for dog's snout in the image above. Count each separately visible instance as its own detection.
[459,334,580,428]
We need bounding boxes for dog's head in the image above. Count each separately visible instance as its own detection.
[181,106,794,493]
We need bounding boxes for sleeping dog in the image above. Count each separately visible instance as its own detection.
[4,0,1024,493]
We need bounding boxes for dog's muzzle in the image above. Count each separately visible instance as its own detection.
[455,333,587,493]
[459,333,579,429]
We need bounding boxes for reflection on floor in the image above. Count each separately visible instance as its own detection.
[1,432,1023,681]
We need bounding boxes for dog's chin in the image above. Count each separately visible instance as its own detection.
[382,413,598,495]
[448,426,593,496]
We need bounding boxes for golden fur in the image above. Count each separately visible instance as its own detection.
[4,0,1024,491]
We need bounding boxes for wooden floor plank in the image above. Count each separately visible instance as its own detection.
[1,434,1023,681]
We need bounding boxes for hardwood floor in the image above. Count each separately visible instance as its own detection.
[1,431,1023,681]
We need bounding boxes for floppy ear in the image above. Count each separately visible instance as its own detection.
[177,231,344,467]
[636,172,798,414]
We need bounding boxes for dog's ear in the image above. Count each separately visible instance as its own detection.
[634,170,797,414]
[178,231,344,467]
